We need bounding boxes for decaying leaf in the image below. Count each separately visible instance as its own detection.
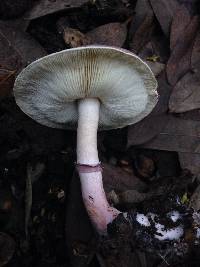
[63,27,91,48]
[0,0,31,19]
[0,68,16,98]
[108,189,150,205]
[170,5,191,50]
[86,21,128,47]
[62,21,129,48]
[25,0,89,20]
[144,60,165,77]
[142,116,200,153]
[166,16,199,85]
[129,0,153,35]
[149,0,180,36]
[129,14,155,54]
[191,30,200,70]
[189,184,200,210]
[0,232,15,267]
[0,22,46,68]
[25,163,45,237]
[169,70,200,113]
[127,73,171,147]
[0,22,46,98]
[179,152,200,176]
[103,163,146,193]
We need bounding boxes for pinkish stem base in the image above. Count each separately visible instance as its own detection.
[77,98,121,234]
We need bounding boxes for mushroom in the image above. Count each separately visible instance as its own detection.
[13,46,158,235]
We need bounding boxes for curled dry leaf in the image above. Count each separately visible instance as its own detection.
[191,30,200,69]
[102,163,146,193]
[149,0,180,36]
[169,70,200,113]
[108,189,149,205]
[63,21,128,48]
[0,0,31,19]
[63,28,91,48]
[0,232,15,267]
[166,16,199,86]
[143,116,200,153]
[0,22,46,98]
[129,14,155,54]
[144,60,165,77]
[127,72,172,147]
[129,0,155,54]
[0,21,46,68]
[0,68,16,98]
[170,5,191,50]
[189,184,200,210]
[179,152,200,176]
[25,0,89,20]
[86,21,128,47]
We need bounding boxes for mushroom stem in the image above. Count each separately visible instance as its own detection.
[77,98,121,235]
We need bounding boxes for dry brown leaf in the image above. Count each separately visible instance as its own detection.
[0,22,46,98]
[166,16,199,86]
[63,27,91,48]
[0,232,15,267]
[0,68,16,98]
[169,70,200,113]
[149,0,180,36]
[25,0,89,20]
[142,115,200,153]
[129,0,155,54]
[191,30,200,69]
[127,72,172,147]
[86,21,128,47]
[144,60,165,77]
[179,152,200,175]
[129,14,155,54]
[0,21,46,68]
[102,163,146,193]
[63,21,128,48]
[170,5,191,50]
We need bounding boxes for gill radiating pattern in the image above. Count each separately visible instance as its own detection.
[14,46,158,130]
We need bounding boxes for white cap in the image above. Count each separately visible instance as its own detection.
[14,46,158,130]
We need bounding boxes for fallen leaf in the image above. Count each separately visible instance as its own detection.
[167,16,199,85]
[144,60,165,77]
[170,5,191,50]
[191,30,200,69]
[0,68,16,98]
[25,0,89,20]
[134,154,156,178]
[0,0,31,19]
[102,163,146,193]
[63,27,91,48]
[129,0,153,32]
[179,152,200,175]
[189,184,200,210]
[129,14,155,54]
[128,0,155,54]
[0,232,15,267]
[127,72,172,146]
[169,70,200,113]
[62,21,129,48]
[142,115,200,153]
[0,21,46,68]
[86,21,128,47]
[108,189,150,205]
[149,0,180,36]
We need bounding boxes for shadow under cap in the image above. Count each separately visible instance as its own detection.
[13,46,158,130]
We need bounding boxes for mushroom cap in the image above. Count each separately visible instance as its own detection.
[14,46,158,130]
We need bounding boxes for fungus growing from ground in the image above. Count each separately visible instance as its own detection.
[13,46,158,235]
